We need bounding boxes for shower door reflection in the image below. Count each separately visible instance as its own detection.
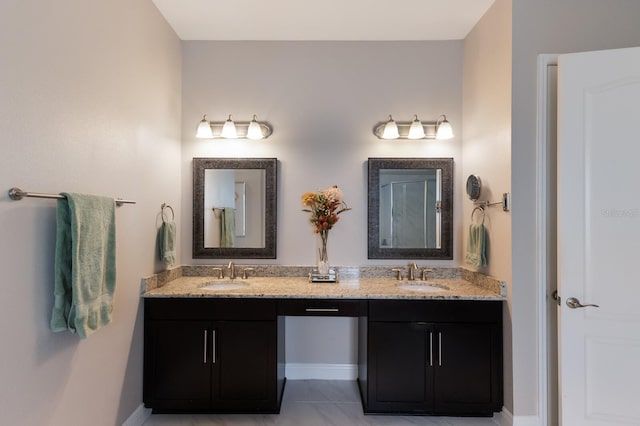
[379,170,441,249]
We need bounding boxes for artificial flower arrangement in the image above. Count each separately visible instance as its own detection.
[301,185,351,273]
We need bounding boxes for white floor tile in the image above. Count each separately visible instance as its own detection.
[143,380,499,426]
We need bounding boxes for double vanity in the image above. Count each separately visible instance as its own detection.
[144,157,504,416]
[142,265,505,417]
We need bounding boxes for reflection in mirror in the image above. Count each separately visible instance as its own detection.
[368,158,453,259]
[203,170,263,248]
[379,168,441,249]
[193,158,277,259]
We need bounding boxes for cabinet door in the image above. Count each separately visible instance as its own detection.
[367,322,434,413]
[433,322,502,414]
[212,320,278,412]
[145,320,212,410]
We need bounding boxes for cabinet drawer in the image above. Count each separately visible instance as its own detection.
[369,300,502,323]
[145,298,277,321]
[278,299,365,316]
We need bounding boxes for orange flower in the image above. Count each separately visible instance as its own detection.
[301,192,317,207]
[301,185,351,235]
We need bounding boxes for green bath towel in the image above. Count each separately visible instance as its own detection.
[465,223,488,268]
[220,207,235,248]
[158,221,176,266]
[50,193,116,339]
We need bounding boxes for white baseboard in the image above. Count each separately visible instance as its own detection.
[513,415,542,426]
[285,363,358,380]
[492,407,542,426]
[493,407,513,426]
[122,403,151,426]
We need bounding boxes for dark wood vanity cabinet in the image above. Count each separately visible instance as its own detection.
[360,300,503,416]
[144,296,502,417]
[143,298,284,413]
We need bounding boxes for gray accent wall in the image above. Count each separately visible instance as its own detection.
[181,41,464,267]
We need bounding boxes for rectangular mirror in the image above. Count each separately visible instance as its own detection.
[368,158,453,259]
[193,158,277,259]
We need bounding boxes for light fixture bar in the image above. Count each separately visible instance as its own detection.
[196,118,273,139]
[373,114,454,140]
[373,121,438,139]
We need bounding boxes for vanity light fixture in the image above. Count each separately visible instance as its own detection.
[195,114,273,140]
[374,114,454,140]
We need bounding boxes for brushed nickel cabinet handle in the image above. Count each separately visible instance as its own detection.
[429,331,433,367]
[212,329,216,364]
[438,332,442,367]
[203,330,207,364]
[305,308,340,312]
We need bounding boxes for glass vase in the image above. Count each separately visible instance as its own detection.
[316,231,330,276]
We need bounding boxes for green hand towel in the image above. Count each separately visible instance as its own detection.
[465,223,488,268]
[158,221,176,266]
[220,207,235,248]
[50,193,116,339]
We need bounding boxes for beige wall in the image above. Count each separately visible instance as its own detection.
[462,0,513,413]
[511,0,640,421]
[0,1,181,425]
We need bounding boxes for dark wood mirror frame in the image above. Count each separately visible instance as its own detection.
[193,158,277,259]
[368,157,454,260]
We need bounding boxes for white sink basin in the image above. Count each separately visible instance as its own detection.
[397,281,449,293]
[200,280,250,291]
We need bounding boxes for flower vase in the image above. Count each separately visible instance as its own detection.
[316,231,330,276]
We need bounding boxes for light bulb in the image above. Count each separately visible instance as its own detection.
[196,115,213,138]
[408,115,425,139]
[247,115,264,140]
[435,115,454,140]
[221,115,238,139]
[381,115,399,139]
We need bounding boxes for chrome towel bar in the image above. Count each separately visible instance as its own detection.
[8,187,136,206]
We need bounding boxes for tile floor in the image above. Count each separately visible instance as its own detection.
[143,380,499,426]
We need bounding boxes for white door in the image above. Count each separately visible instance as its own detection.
[558,46,640,426]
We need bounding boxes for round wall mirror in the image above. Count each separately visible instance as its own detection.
[466,175,482,201]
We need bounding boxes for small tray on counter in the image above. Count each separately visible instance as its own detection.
[308,268,339,283]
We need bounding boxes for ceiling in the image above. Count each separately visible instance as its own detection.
[152,0,496,41]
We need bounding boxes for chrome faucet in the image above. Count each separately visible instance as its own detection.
[408,263,418,280]
[227,261,236,280]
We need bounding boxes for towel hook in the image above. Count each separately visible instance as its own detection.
[161,203,174,223]
[471,206,485,225]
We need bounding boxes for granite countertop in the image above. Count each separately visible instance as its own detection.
[143,273,505,301]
